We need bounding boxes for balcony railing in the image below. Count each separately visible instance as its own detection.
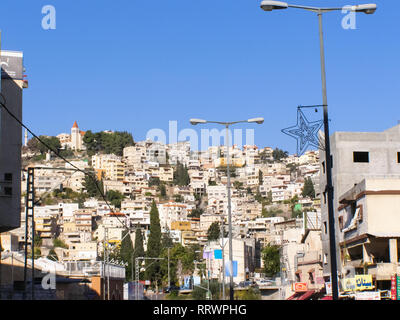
[297,251,322,265]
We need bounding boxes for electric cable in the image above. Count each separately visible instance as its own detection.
[0,93,131,232]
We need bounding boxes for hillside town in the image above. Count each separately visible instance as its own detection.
[1,120,324,300]
[1,0,398,304]
[2,118,400,301]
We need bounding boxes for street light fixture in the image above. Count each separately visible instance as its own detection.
[260,1,377,14]
[260,1,288,11]
[190,117,264,300]
[260,1,376,300]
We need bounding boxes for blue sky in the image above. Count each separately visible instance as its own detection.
[1,0,398,154]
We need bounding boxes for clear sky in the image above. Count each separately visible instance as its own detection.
[1,0,399,154]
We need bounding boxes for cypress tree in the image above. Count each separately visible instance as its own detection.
[145,201,162,286]
[120,229,134,281]
[133,225,145,280]
[302,177,315,199]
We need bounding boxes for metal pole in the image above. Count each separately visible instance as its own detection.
[23,172,30,299]
[225,125,234,300]
[221,215,225,300]
[103,230,106,300]
[106,229,110,300]
[318,12,339,300]
[135,257,139,300]
[167,247,170,288]
[30,168,35,300]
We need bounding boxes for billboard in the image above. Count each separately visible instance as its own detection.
[214,249,222,260]
[293,282,308,293]
[1,51,23,80]
[355,291,381,300]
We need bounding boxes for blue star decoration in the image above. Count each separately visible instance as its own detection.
[281,108,324,156]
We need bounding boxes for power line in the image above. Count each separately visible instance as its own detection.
[0,93,131,232]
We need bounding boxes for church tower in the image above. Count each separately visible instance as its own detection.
[71,121,82,150]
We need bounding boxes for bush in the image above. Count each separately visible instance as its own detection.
[234,287,261,300]
[53,238,68,249]
[191,280,221,300]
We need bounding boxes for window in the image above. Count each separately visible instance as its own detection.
[323,222,328,234]
[309,272,315,284]
[4,187,12,196]
[397,152,400,163]
[4,173,12,181]
[323,253,328,265]
[322,161,325,174]
[353,151,369,163]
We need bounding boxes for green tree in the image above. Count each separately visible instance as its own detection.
[120,230,134,281]
[173,162,190,186]
[82,130,97,156]
[145,201,162,286]
[266,190,273,204]
[53,238,68,249]
[160,184,167,198]
[262,243,281,277]
[106,190,124,208]
[28,136,61,155]
[83,170,104,198]
[233,181,243,190]
[191,280,221,300]
[149,177,161,187]
[272,148,289,161]
[133,226,145,280]
[174,194,183,202]
[161,230,174,248]
[235,287,261,300]
[189,207,203,218]
[302,177,315,199]
[83,130,134,156]
[159,243,197,287]
[258,170,263,185]
[207,222,221,242]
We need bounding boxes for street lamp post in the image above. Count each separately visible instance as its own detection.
[135,257,165,300]
[260,1,376,300]
[190,117,264,300]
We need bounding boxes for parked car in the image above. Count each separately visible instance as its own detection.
[256,279,275,286]
[163,285,180,293]
[238,280,257,288]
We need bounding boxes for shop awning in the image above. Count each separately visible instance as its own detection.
[287,291,315,300]
[297,290,315,300]
[320,295,333,300]
[287,292,301,300]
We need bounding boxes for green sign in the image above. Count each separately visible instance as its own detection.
[397,276,400,300]
[294,204,302,212]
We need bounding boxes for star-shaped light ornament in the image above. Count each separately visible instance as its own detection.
[281,108,324,156]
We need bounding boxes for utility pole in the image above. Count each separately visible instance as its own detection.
[23,167,35,300]
[225,125,234,300]
[167,247,170,288]
[103,227,107,300]
[220,215,225,300]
